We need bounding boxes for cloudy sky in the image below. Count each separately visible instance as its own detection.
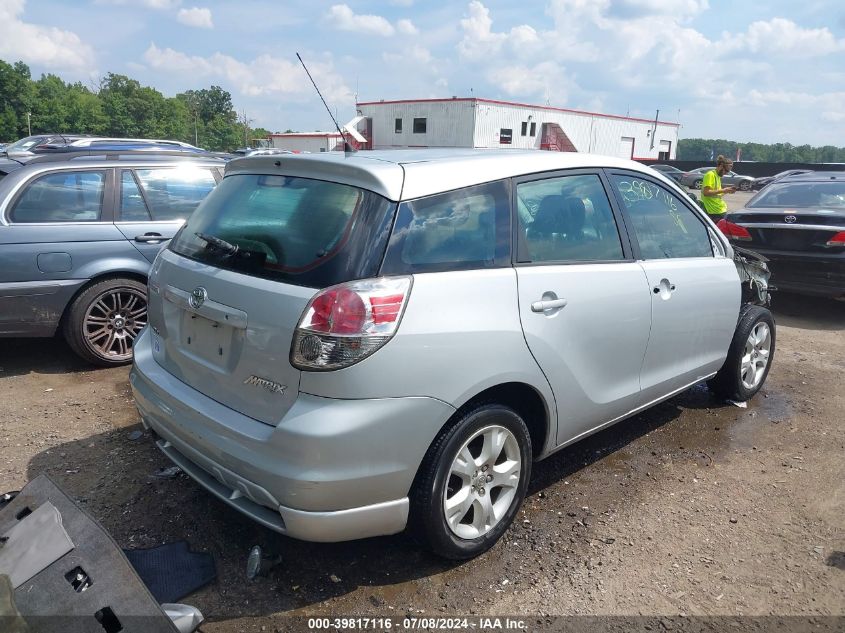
[1,0,844,145]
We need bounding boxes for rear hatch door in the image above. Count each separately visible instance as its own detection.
[147,168,399,425]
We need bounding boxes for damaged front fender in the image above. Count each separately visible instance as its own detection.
[733,246,772,306]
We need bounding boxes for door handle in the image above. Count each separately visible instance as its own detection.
[531,298,568,312]
[653,280,676,295]
[135,232,164,243]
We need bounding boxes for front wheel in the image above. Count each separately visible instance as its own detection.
[693,179,703,189]
[63,277,148,366]
[409,404,532,559]
[709,305,775,401]
[739,180,752,191]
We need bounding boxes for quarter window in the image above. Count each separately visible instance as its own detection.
[608,174,712,259]
[133,168,217,221]
[10,170,105,223]
[381,180,510,274]
[516,174,625,263]
[413,118,427,134]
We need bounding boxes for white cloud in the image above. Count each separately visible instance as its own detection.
[0,0,95,71]
[143,43,354,105]
[177,6,213,29]
[396,19,418,36]
[726,18,845,58]
[325,4,394,37]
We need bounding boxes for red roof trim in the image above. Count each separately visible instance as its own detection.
[356,97,679,127]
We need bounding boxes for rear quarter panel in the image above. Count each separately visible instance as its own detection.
[298,268,558,453]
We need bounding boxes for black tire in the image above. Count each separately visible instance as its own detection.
[63,277,148,367]
[409,404,532,560]
[693,179,703,189]
[708,304,775,401]
[739,180,751,191]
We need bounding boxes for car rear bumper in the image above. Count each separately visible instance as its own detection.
[750,249,845,298]
[129,327,457,542]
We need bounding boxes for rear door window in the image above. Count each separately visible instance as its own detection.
[515,174,625,263]
[9,170,106,223]
[170,174,396,288]
[380,180,511,274]
[134,167,217,221]
[119,170,151,221]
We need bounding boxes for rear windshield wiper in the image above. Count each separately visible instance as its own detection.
[195,232,239,255]
[194,232,267,268]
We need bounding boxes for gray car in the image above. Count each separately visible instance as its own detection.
[680,166,755,191]
[130,149,775,559]
[0,150,223,365]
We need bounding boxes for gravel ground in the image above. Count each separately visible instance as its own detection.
[1,289,843,631]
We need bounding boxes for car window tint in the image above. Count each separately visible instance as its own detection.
[749,182,845,208]
[516,174,624,263]
[10,170,105,223]
[134,167,217,221]
[609,174,712,259]
[381,180,510,274]
[119,170,151,221]
[171,174,396,288]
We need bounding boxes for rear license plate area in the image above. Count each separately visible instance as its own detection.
[181,312,234,366]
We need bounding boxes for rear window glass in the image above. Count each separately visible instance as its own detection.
[10,170,105,223]
[170,174,396,288]
[749,182,845,208]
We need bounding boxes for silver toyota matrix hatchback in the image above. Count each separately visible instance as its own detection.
[130,149,775,559]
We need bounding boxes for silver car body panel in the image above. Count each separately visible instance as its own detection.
[297,268,559,452]
[131,326,455,538]
[514,263,653,445]
[131,150,748,542]
[637,257,740,400]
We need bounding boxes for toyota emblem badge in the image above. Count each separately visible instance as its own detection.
[784,215,797,224]
[189,287,208,310]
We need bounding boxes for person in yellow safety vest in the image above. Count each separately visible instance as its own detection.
[700,155,737,221]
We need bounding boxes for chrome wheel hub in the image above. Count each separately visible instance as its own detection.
[443,424,522,539]
[84,288,147,360]
[740,322,771,390]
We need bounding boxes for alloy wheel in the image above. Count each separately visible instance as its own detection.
[83,286,147,361]
[443,424,522,539]
[741,322,771,390]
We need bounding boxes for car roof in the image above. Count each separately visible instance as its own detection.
[225,149,662,201]
[777,171,845,182]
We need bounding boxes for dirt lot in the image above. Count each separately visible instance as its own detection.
[1,290,843,631]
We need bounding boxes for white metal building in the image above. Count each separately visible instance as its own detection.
[355,98,679,160]
[268,132,343,153]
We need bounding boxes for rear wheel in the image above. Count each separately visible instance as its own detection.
[63,277,147,366]
[739,180,751,191]
[693,179,703,189]
[409,404,531,559]
[709,305,775,401]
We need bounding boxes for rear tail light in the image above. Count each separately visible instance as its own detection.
[716,219,752,241]
[826,231,845,247]
[291,277,412,371]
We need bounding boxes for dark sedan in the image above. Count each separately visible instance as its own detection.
[717,172,845,298]
[751,169,812,191]
[648,163,685,182]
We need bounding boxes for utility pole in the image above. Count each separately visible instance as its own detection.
[239,109,254,148]
[26,111,31,136]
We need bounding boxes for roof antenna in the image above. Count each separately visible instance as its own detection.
[296,52,354,154]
